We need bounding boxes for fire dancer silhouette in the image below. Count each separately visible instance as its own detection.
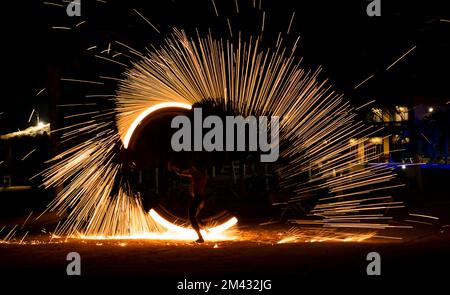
[168,160,207,243]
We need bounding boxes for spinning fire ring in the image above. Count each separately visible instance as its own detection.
[123,102,238,235]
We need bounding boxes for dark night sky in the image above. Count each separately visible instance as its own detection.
[0,0,449,133]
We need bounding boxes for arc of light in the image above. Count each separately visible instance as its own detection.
[123,102,192,149]
[149,209,238,236]
[122,102,238,238]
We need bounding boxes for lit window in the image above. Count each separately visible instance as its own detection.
[395,106,408,122]
[369,137,382,145]
[371,108,382,122]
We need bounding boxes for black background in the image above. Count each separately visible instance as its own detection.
[0,0,449,133]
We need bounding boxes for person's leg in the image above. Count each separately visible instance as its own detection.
[189,195,204,243]
[197,200,207,228]
[196,200,205,217]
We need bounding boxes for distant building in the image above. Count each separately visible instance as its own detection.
[355,96,449,164]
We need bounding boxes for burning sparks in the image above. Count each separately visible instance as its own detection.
[77,210,238,241]
[278,231,376,244]
[386,45,417,71]
[33,1,404,241]
[0,123,50,140]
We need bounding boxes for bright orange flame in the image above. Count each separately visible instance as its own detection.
[76,209,238,241]
[123,102,192,148]
[149,209,238,240]
[116,101,239,241]
[277,232,376,244]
